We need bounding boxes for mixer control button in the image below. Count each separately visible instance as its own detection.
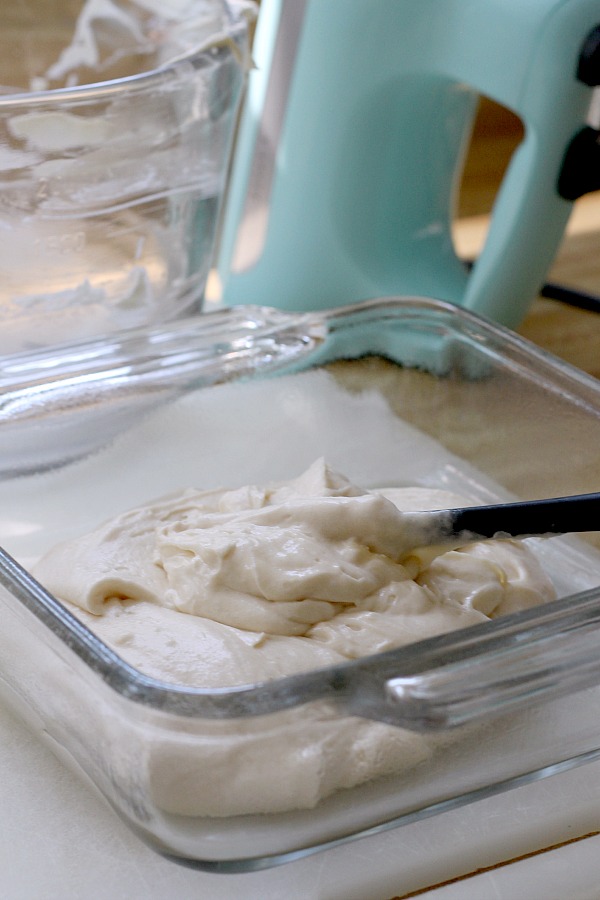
[579,25,600,86]
[557,126,600,200]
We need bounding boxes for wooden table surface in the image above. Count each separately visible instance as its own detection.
[518,200,600,380]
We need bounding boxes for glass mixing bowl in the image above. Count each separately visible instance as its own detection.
[0,0,253,356]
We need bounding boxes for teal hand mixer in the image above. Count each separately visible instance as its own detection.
[218,0,600,326]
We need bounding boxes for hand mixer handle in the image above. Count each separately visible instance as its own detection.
[218,0,600,327]
[456,0,600,327]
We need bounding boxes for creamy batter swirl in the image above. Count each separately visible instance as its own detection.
[32,460,556,816]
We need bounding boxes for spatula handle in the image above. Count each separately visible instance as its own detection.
[450,492,600,540]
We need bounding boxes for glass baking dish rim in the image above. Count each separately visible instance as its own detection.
[3,295,600,416]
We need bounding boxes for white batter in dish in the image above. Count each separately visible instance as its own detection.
[32,459,556,815]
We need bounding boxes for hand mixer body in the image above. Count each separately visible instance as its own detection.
[218,0,600,327]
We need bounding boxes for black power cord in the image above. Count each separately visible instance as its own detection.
[539,281,600,315]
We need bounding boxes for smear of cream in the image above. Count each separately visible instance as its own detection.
[9,110,113,152]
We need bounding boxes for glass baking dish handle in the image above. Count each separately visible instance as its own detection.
[0,305,326,475]
[0,305,325,404]
[341,586,600,732]
[0,296,459,475]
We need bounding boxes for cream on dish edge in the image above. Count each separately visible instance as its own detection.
[32,459,556,816]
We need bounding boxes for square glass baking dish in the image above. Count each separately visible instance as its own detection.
[2,296,600,872]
